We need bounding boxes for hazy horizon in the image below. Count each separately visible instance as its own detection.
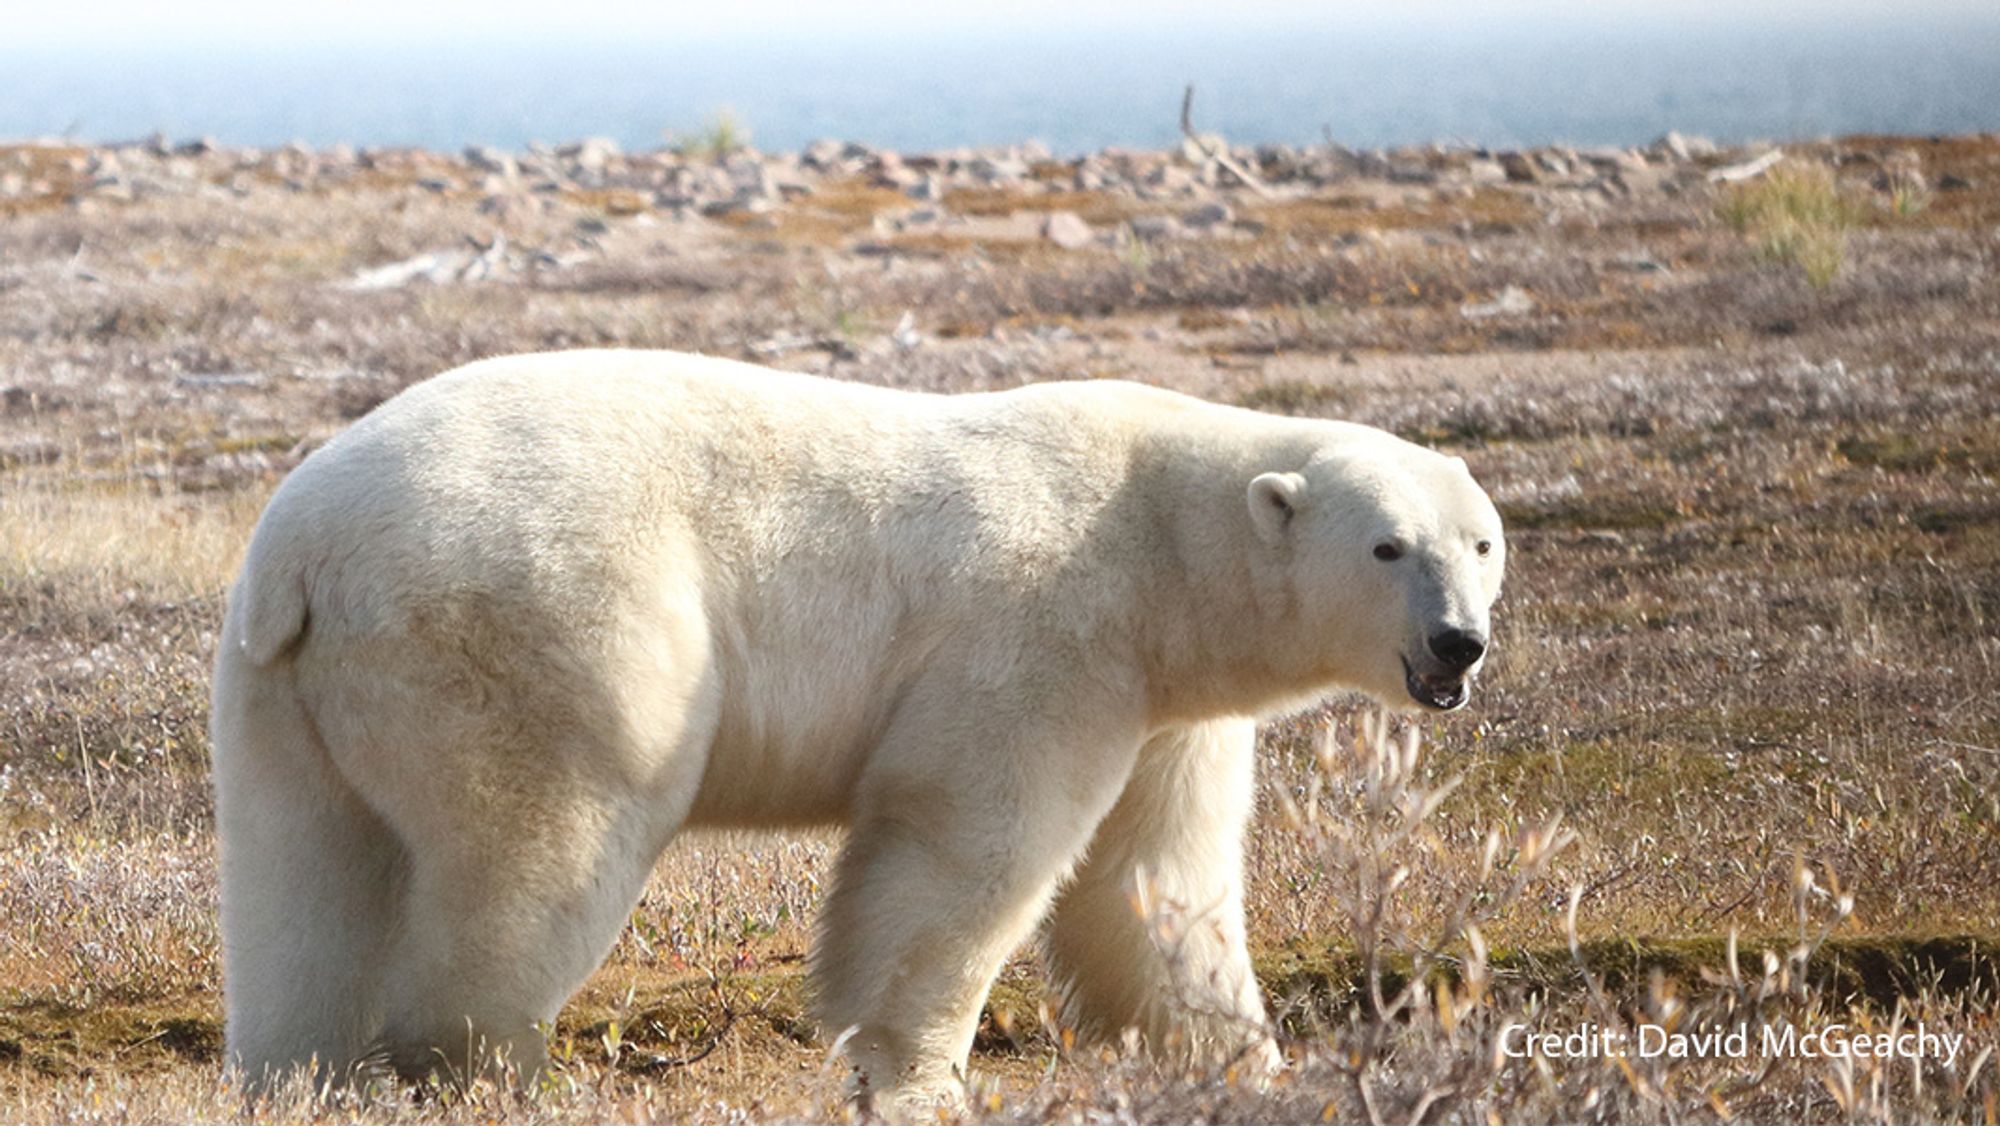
[6,6,1998,154]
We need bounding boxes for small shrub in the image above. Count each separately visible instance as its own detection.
[673,111,750,162]
[1718,163,1863,288]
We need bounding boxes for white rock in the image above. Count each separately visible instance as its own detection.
[1460,285,1535,319]
[1043,210,1094,249]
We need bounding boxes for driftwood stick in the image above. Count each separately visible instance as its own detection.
[1179,84,1274,198]
[1707,148,1785,184]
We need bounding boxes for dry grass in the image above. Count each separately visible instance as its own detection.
[1719,162,1864,287]
[3,133,1999,1121]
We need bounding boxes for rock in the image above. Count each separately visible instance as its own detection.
[906,173,944,202]
[1179,132,1227,164]
[341,237,510,290]
[1387,163,1437,185]
[1180,200,1233,229]
[1254,143,1303,181]
[1686,135,1719,158]
[725,153,777,200]
[1127,214,1183,241]
[562,136,622,178]
[802,138,846,170]
[701,193,774,217]
[1460,285,1535,319]
[1465,158,1508,186]
[464,145,517,177]
[87,175,135,203]
[1140,164,1197,198]
[968,156,1027,185]
[1577,145,1648,172]
[1042,210,1094,249]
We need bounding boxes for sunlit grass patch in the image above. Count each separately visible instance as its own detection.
[1718,162,1865,288]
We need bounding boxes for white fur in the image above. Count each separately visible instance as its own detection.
[210,349,1505,1109]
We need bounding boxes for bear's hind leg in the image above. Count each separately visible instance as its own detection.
[1044,718,1279,1072]
[814,703,1146,1112]
[213,649,402,1093]
[370,781,679,1086]
[356,684,725,1091]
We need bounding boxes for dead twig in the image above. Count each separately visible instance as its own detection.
[1180,84,1274,199]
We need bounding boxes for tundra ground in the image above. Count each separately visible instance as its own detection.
[2,133,1997,1122]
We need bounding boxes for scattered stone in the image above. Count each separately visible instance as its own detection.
[1127,215,1183,241]
[801,138,846,170]
[1496,153,1536,184]
[968,156,1027,185]
[1653,130,1720,162]
[340,236,511,290]
[464,145,517,177]
[1612,253,1670,273]
[1180,200,1233,229]
[174,372,267,389]
[1460,285,1535,319]
[1042,210,1094,250]
[1179,132,1228,165]
[1465,159,1508,186]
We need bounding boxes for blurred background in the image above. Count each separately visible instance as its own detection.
[6,0,1999,153]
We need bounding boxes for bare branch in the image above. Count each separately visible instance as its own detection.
[1179,83,1274,199]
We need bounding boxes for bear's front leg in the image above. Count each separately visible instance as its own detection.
[812,697,1145,1114]
[1045,717,1280,1074]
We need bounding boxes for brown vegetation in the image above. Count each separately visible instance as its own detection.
[2,132,1998,1121]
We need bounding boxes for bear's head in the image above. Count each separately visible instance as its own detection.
[1247,441,1505,712]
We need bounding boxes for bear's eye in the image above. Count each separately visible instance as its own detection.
[1373,542,1403,562]
[1476,540,1493,557]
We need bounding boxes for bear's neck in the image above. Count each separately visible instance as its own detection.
[1127,418,1346,725]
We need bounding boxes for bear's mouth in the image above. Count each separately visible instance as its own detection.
[1402,656,1470,711]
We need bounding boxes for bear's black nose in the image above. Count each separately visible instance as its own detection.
[1428,628,1487,671]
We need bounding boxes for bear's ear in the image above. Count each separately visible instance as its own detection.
[1247,471,1307,544]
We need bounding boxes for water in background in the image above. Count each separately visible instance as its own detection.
[5,11,1999,153]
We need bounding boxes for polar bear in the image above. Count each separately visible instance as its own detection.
[210,349,1504,1109]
